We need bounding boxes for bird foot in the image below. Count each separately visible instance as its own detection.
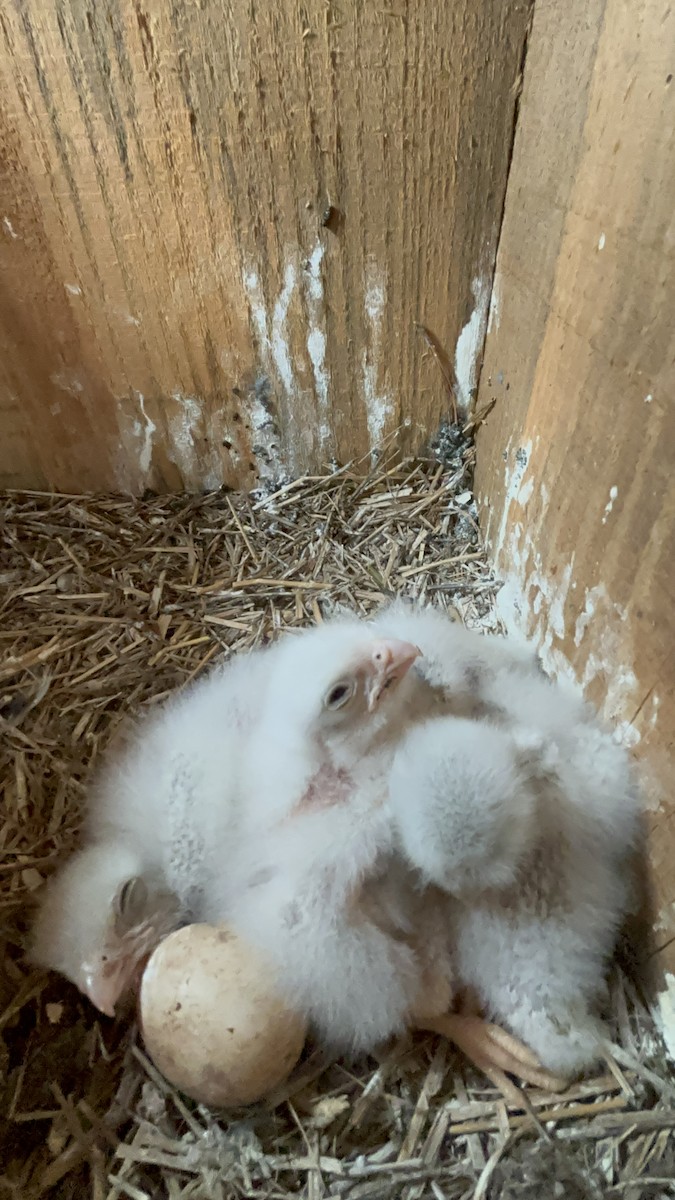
[416,1012,568,1107]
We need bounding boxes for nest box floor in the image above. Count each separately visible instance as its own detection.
[1,454,674,1200]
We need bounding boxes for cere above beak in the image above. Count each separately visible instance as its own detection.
[366,638,421,711]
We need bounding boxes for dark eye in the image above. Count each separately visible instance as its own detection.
[324,680,355,710]
[114,876,148,923]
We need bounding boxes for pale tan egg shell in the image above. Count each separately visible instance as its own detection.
[139,923,307,1107]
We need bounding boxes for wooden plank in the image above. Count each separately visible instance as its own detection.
[0,0,529,492]
[474,0,675,1032]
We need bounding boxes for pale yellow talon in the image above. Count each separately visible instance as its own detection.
[415,1011,568,1104]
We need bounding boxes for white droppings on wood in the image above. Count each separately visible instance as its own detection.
[597,232,606,250]
[242,252,320,469]
[271,262,297,398]
[64,283,82,296]
[644,393,653,404]
[494,441,532,564]
[303,243,331,450]
[491,445,641,744]
[362,259,393,454]
[574,583,603,647]
[247,379,287,489]
[517,476,534,506]
[134,392,156,477]
[454,275,491,412]
[242,266,272,364]
[50,369,85,396]
[495,514,641,745]
[167,393,220,489]
[602,484,618,524]
[115,309,141,327]
[613,721,641,748]
[3,216,18,239]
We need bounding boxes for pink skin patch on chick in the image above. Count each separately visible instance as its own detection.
[293,763,353,815]
[289,638,420,820]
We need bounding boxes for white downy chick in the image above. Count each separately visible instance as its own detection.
[216,615,563,1098]
[29,646,272,1015]
[208,616,445,1052]
[377,599,641,1079]
[30,844,180,1015]
[389,717,544,897]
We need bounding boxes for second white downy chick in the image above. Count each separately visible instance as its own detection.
[381,601,641,1079]
[389,717,546,897]
[30,844,181,1015]
[209,617,562,1098]
[29,645,272,1016]
[207,616,444,1052]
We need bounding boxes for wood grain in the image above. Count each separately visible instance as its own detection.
[0,0,530,492]
[475,0,675,995]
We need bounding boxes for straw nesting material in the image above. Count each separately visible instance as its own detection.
[1,452,673,1200]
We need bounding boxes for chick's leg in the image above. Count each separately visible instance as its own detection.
[415,1012,568,1107]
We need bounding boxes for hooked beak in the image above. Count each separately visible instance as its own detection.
[366,637,421,712]
[82,956,137,1018]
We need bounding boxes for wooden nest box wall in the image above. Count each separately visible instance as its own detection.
[0,0,674,1038]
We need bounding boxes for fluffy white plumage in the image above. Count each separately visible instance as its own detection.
[389,717,543,897]
[199,612,566,1096]
[32,594,638,1096]
[206,615,454,1052]
[375,600,641,1078]
[29,647,272,1013]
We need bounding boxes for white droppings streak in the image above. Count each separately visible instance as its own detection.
[305,243,324,304]
[645,393,653,404]
[3,217,18,239]
[168,393,203,481]
[493,458,642,745]
[597,232,606,250]
[574,584,603,647]
[135,393,156,476]
[548,561,573,641]
[602,485,618,524]
[494,442,532,564]
[247,385,285,488]
[271,262,297,396]
[304,243,331,448]
[164,390,241,490]
[242,267,271,362]
[362,260,393,452]
[64,283,82,297]
[613,721,641,748]
[517,477,534,507]
[50,370,85,396]
[454,275,491,412]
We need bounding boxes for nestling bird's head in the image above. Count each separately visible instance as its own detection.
[264,617,422,757]
[29,845,181,1017]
